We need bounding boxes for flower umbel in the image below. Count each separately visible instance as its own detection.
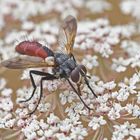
[0,0,140,140]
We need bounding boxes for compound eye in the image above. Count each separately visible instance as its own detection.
[78,65,87,74]
[70,69,81,83]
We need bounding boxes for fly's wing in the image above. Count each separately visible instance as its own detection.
[1,55,55,69]
[58,15,77,55]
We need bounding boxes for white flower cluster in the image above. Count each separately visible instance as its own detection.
[0,78,15,129]
[86,0,111,13]
[0,0,73,24]
[1,60,140,139]
[0,44,15,61]
[16,86,45,114]
[114,24,136,38]
[120,0,140,20]
[59,72,140,121]
[0,0,140,139]
[0,0,112,30]
[112,121,140,140]
[16,86,53,115]
[44,79,62,92]
[59,90,77,105]
[91,80,116,94]
[125,104,140,117]
[111,57,130,72]
[108,103,123,120]
[88,116,106,130]
[19,113,88,140]
[82,54,99,70]
[0,78,6,90]
[4,20,58,45]
[112,40,140,72]
[75,18,120,58]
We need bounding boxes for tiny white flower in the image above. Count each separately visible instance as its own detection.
[70,125,88,140]
[120,0,140,20]
[111,91,119,98]
[82,55,99,70]
[117,90,129,101]
[17,119,26,128]
[0,98,13,111]
[39,119,49,130]
[28,103,36,111]
[47,113,60,125]
[5,119,16,128]
[3,113,12,120]
[45,80,59,92]
[112,121,140,140]
[1,88,13,97]
[132,105,140,117]
[88,116,106,130]
[55,133,71,140]
[97,94,110,103]
[86,0,111,13]
[97,103,110,113]
[15,108,28,117]
[0,78,6,90]
[103,81,116,90]
[22,21,35,30]
[44,129,53,138]
[27,131,37,140]
[125,104,134,114]
[59,90,77,105]
[112,57,130,72]
[59,118,72,132]
[38,103,51,113]
[21,69,30,80]
[108,103,122,120]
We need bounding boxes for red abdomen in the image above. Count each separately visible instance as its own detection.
[16,41,54,59]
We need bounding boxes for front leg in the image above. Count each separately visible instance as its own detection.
[66,78,92,111]
[77,83,82,96]
[28,75,56,115]
[20,70,56,103]
[84,77,97,98]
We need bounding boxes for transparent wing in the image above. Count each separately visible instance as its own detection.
[1,55,55,69]
[58,15,77,55]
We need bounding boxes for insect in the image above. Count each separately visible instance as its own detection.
[1,15,97,115]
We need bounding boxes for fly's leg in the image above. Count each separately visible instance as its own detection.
[84,77,97,98]
[27,74,56,115]
[77,84,82,96]
[18,70,57,115]
[66,78,92,111]
[71,53,77,64]
[20,70,56,103]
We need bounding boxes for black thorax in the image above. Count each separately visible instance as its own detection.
[53,53,76,78]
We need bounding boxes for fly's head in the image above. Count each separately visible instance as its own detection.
[70,64,87,84]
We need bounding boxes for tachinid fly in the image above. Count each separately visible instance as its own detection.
[1,15,97,115]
